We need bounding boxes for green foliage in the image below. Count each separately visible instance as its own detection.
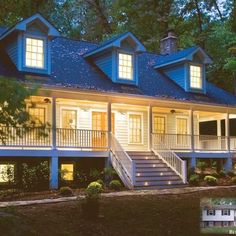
[0,164,15,185]
[219,170,227,178]
[76,170,88,185]
[231,176,236,184]
[96,179,105,188]
[103,167,117,183]
[211,172,220,178]
[227,170,235,177]
[21,161,49,191]
[89,168,101,181]
[189,174,200,186]
[86,182,102,200]
[59,186,73,196]
[109,180,122,191]
[204,175,218,186]
[197,161,207,172]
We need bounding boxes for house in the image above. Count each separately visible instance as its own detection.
[201,205,236,228]
[0,13,236,189]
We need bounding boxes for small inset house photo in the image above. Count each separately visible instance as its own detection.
[200,198,236,234]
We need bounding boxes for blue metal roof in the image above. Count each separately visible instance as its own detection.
[0,34,236,106]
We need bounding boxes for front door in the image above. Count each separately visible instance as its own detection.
[176,117,188,147]
[92,112,115,148]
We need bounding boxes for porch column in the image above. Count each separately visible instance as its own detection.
[225,112,230,151]
[52,97,57,149]
[50,155,59,189]
[224,154,232,171]
[190,108,194,152]
[190,157,197,168]
[149,106,153,150]
[217,118,222,150]
[107,102,112,149]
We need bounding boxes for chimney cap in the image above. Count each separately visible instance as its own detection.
[161,29,177,41]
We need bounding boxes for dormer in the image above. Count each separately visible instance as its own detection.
[154,31,212,94]
[0,13,60,75]
[84,32,146,86]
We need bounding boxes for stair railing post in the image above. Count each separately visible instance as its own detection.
[132,162,136,187]
[182,160,187,184]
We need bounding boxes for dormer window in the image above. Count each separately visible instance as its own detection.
[25,37,44,69]
[190,65,202,89]
[118,53,133,80]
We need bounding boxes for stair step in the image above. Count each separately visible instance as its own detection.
[131,156,157,160]
[134,159,163,164]
[136,167,171,172]
[135,163,167,168]
[135,176,180,181]
[136,171,177,176]
[135,179,183,187]
[128,152,154,156]
[135,184,187,190]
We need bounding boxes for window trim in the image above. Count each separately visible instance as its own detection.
[117,51,135,82]
[206,210,216,216]
[24,36,45,69]
[28,107,46,126]
[128,112,143,145]
[222,209,230,216]
[189,63,203,90]
[27,104,48,126]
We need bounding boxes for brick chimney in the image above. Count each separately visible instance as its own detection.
[160,30,178,55]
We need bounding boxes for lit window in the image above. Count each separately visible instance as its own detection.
[25,37,44,68]
[153,116,165,134]
[207,210,215,216]
[62,110,77,129]
[0,164,14,183]
[118,53,133,80]
[61,164,74,181]
[29,107,45,125]
[222,210,230,216]
[190,65,202,89]
[129,114,142,143]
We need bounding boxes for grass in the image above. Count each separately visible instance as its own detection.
[201,226,236,234]
[0,187,235,236]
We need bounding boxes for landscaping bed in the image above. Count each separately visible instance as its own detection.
[0,187,236,236]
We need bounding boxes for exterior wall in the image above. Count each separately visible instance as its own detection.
[6,36,18,67]
[202,209,235,222]
[165,64,186,90]
[94,52,113,79]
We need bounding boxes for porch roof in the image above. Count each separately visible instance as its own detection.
[0,32,236,107]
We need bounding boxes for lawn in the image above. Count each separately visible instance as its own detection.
[201,226,236,234]
[0,187,236,236]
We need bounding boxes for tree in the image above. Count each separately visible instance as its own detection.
[0,77,41,144]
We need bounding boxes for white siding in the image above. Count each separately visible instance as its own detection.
[202,209,235,221]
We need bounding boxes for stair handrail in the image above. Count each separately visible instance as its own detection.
[152,133,187,184]
[109,133,135,188]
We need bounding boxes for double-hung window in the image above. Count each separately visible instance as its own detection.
[25,37,44,69]
[222,210,230,216]
[118,53,133,80]
[129,114,142,144]
[190,65,202,89]
[207,210,215,216]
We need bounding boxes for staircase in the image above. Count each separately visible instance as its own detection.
[128,151,187,189]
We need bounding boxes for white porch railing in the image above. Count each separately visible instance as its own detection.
[194,135,227,151]
[109,133,134,189]
[230,137,236,150]
[152,133,187,184]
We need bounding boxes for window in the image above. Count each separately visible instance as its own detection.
[61,164,74,181]
[62,110,77,129]
[25,37,44,68]
[190,65,202,89]
[153,116,165,134]
[29,107,45,125]
[118,53,133,80]
[222,221,229,227]
[207,210,215,216]
[0,164,14,183]
[129,114,142,144]
[222,210,230,216]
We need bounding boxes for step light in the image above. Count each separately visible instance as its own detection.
[168,181,171,185]
[153,164,156,167]
[145,157,149,159]
[137,173,141,176]
[145,182,148,186]
[160,172,163,176]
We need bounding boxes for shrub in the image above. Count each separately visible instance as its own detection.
[76,170,88,187]
[187,167,195,178]
[109,180,122,191]
[227,170,235,177]
[204,175,217,186]
[86,182,102,200]
[103,167,117,183]
[189,174,200,186]
[96,179,104,188]
[197,161,207,172]
[231,176,236,184]
[211,172,220,178]
[89,168,101,181]
[59,186,73,196]
[219,170,226,178]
